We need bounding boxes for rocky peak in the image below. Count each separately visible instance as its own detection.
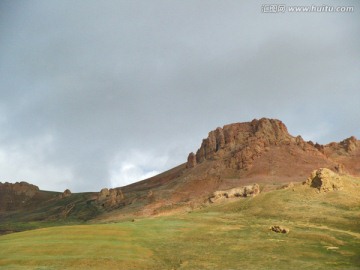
[324,136,359,156]
[251,118,290,142]
[340,136,358,153]
[189,118,292,168]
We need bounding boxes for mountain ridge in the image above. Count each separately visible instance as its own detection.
[1,118,360,227]
[187,118,359,176]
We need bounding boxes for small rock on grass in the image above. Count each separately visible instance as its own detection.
[270,225,289,234]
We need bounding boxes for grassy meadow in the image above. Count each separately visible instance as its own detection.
[0,181,359,269]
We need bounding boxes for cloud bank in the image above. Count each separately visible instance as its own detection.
[0,1,359,191]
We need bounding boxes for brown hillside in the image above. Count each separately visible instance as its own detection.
[95,118,360,218]
[323,136,360,175]
[186,118,339,184]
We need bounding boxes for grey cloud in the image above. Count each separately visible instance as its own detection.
[0,0,359,191]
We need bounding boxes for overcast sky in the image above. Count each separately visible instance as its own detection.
[0,0,359,192]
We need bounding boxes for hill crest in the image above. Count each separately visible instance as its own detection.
[187,118,359,177]
[1,118,360,224]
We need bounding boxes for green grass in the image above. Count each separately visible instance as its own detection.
[1,182,360,269]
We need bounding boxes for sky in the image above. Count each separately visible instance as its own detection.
[0,0,359,192]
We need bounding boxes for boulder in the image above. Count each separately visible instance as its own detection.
[305,168,343,192]
[98,188,110,200]
[270,225,289,234]
[210,184,260,202]
[59,189,71,199]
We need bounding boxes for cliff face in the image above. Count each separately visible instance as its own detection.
[191,119,290,165]
[183,118,360,191]
[0,181,39,196]
[187,118,333,173]
[0,182,40,211]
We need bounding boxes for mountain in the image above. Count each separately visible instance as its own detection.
[1,118,360,230]
[106,118,359,216]
[186,118,360,184]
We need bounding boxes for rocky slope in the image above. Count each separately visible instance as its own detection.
[186,118,352,178]
[96,118,360,217]
[323,136,360,175]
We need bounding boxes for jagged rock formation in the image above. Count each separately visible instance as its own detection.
[305,168,343,192]
[327,136,359,153]
[192,118,291,167]
[209,184,260,203]
[323,136,360,176]
[0,182,40,211]
[97,188,124,208]
[188,118,325,170]
[186,152,196,168]
[186,118,360,183]
[0,181,39,197]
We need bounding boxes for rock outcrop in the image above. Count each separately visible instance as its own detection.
[188,118,322,171]
[305,168,343,192]
[322,136,360,176]
[186,152,197,168]
[0,182,40,211]
[59,189,72,199]
[97,188,125,208]
[60,203,75,218]
[326,136,359,154]
[0,181,39,197]
[210,184,260,203]
[184,118,360,188]
[340,136,359,153]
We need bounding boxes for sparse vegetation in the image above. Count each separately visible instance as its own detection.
[1,180,359,269]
